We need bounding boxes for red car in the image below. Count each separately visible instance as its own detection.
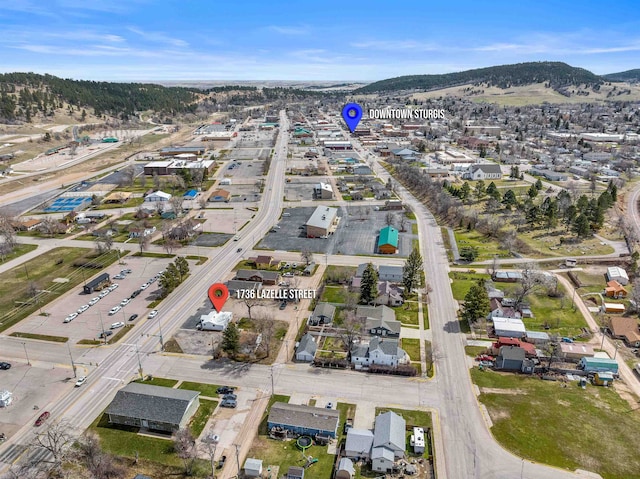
[35,411,50,427]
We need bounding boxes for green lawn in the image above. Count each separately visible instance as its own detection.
[471,368,640,479]
[189,399,218,437]
[94,197,144,210]
[135,377,179,388]
[178,381,220,398]
[9,332,68,343]
[401,338,421,361]
[375,406,432,429]
[0,248,122,333]
[465,345,489,357]
[411,223,418,235]
[336,402,357,442]
[0,243,37,263]
[393,301,419,325]
[320,285,349,304]
[449,272,491,301]
[516,229,614,258]
[454,228,510,261]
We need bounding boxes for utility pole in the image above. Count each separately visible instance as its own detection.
[22,342,31,366]
[158,316,164,351]
[135,338,143,380]
[67,342,76,377]
[98,311,107,345]
[234,444,241,476]
[270,366,274,395]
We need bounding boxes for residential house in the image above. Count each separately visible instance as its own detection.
[13,219,42,231]
[604,280,627,298]
[559,342,595,360]
[345,429,374,459]
[208,189,231,202]
[491,317,526,338]
[145,191,172,202]
[488,298,522,320]
[610,317,640,347]
[375,281,404,306]
[309,302,336,326]
[462,164,502,181]
[377,226,399,254]
[491,337,536,357]
[106,383,199,433]
[378,265,403,282]
[523,331,550,346]
[267,402,340,438]
[295,333,317,362]
[357,305,401,338]
[351,337,409,368]
[235,269,280,285]
[606,266,629,286]
[226,280,262,296]
[251,255,278,269]
[371,411,406,472]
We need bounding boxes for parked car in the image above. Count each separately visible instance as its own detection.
[207,433,220,444]
[279,302,287,310]
[120,298,131,307]
[237,248,242,253]
[148,310,158,319]
[0,362,11,370]
[88,297,100,306]
[108,283,119,291]
[223,393,237,401]
[217,386,235,395]
[113,274,125,280]
[77,305,90,314]
[64,312,78,323]
[130,289,141,299]
[110,322,124,329]
[35,411,50,426]
[128,314,138,321]
[221,399,237,408]
[108,306,121,315]
[217,456,227,469]
[148,277,157,284]
[326,402,334,409]
[278,282,290,287]
[98,290,110,298]
[140,283,150,290]
[75,376,87,387]
[283,272,294,277]
[121,269,132,275]
[99,330,113,339]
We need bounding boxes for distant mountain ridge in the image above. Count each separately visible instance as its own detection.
[602,69,640,82]
[355,61,605,94]
[0,72,200,121]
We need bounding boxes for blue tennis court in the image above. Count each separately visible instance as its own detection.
[44,197,92,212]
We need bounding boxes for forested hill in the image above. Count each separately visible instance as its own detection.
[355,62,603,93]
[602,69,640,82]
[0,72,200,121]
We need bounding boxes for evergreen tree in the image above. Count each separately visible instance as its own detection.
[359,263,379,305]
[174,257,189,281]
[461,280,490,323]
[573,214,591,238]
[221,323,239,358]
[402,247,423,296]
[534,179,543,190]
[527,185,539,199]
[501,189,517,209]
[460,182,471,201]
[474,180,486,199]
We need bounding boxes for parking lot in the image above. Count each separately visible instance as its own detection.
[8,255,177,344]
[284,176,333,201]
[0,362,74,438]
[219,159,266,180]
[198,207,255,235]
[258,206,417,256]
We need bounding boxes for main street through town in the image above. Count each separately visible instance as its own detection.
[0,111,598,479]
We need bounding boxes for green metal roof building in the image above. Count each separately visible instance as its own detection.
[578,357,618,374]
[377,226,399,254]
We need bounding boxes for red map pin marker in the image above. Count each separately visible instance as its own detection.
[208,283,229,312]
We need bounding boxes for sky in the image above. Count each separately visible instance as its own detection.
[0,0,639,82]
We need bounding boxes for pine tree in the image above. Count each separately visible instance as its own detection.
[221,323,239,358]
[402,248,423,296]
[359,263,379,305]
[461,280,490,323]
[573,214,591,238]
[174,257,189,281]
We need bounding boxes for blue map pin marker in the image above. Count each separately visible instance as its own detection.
[342,103,363,133]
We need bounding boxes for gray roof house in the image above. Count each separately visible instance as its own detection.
[495,346,525,371]
[267,402,340,438]
[372,411,406,472]
[226,280,262,295]
[235,269,280,285]
[106,383,200,433]
[351,337,409,368]
[378,265,403,282]
[345,428,374,459]
[295,333,317,362]
[357,305,401,337]
[309,302,336,326]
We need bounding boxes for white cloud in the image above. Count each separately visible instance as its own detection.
[267,25,309,35]
[127,27,189,47]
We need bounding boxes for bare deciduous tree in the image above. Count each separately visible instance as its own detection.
[173,428,198,476]
[32,420,74,471]
[243,297,263,320]
[340,310,365,359]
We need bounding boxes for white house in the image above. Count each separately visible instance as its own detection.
[372,411,406,472]
[462,164,502,181]
[606,266,629,286]
[351,337,409,368]
[197,311,232,331]
[145,190,172,202]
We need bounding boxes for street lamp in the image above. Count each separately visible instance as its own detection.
[614,341,621,360]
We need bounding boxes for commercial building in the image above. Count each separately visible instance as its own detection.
[606,266,629,285]
[160,146,206,157]
[197,311,233,331]
[208,189,231,202]
[83,273,110,294]
[105,383,200,433]
[377,226,399,254]
[313,182,334,200]
[305,206,339,238]
[578,357,619,374]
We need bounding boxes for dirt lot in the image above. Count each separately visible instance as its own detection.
[0,363,75,439]
[258,205,417,256]
[284,176,334,201]
[197,207,255,235]
[8,255,178,344]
